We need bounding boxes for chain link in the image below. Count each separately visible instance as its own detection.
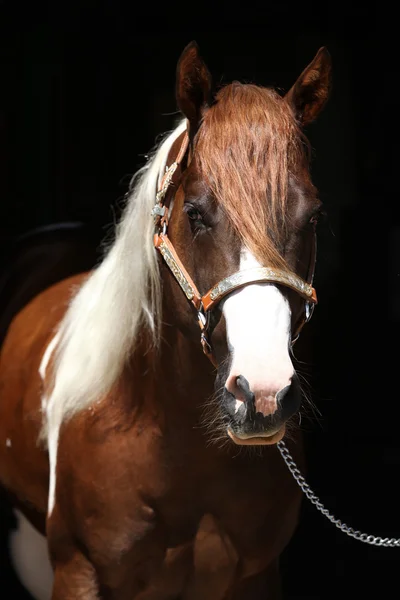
[277,439,400,547]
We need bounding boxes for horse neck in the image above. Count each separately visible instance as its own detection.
[171,326,214,388]
[145,322,216,414]
[113,314,211,415]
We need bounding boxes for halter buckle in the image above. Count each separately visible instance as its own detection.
[305,301,314,323]
[151,204,166,220]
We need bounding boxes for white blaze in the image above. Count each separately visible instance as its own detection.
[223,249,293,415]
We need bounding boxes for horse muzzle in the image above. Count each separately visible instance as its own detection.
[222,374,302,446]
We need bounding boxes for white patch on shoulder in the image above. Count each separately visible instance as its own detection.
[39,332,61,516]
[47,425,59,516]
[39,332,60,389]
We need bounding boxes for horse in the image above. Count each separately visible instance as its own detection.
[0,41,331,599]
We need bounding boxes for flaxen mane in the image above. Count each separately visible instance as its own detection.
[41,121,187,442]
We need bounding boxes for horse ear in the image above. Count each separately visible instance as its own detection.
[285,47,332,126]
[176,41,212,136]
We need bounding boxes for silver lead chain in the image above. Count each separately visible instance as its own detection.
[277,439,400,547]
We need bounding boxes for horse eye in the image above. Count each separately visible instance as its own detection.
[187,208,203,222]
[309,207,326,227]
[184,204,205,227]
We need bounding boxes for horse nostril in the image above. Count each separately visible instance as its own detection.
[223,373,301,426]
[276,374,302,421]
[225,374,255,407]
[225,374,298,418]
[276,383,292,405]
[235,375,252,397]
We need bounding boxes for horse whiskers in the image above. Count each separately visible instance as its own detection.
[198,387,231,449]
[199,395,272,459]
[205,432,231,451]
[200,404,226,438]
[296,371,321,417]
[283,418,299,443]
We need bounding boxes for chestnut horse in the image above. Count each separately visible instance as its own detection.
[0,42,331,599]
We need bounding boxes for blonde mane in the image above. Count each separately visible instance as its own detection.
[42,120,187,440]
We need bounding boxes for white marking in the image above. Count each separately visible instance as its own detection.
[6,438,11,447]
[9,509,53,600]
[38,332,62,516]
[39,332,61,419]
[223,249,293,413]
[39,332,60,387]
[234,399,243,413]
[47,426,59,516]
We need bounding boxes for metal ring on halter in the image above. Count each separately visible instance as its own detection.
[305,301,314,323]
[201,332,213,355]
[291,333,299,346]
[198,308,207,328]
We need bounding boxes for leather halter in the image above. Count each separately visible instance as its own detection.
[152,129,318,367]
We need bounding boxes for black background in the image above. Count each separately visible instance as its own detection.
[1,2,400,598]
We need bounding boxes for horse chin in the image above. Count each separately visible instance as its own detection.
[227,425,286,446]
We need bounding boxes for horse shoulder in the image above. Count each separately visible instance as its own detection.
[0,273,89,513]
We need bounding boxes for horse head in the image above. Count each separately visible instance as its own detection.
[159,42,332,445]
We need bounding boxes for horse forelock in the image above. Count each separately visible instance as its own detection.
[196,83,308,268]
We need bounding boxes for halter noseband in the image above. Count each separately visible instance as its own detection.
[152,130,317,367]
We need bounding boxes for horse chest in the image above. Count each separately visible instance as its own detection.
[146,451,301,574]
[131,502,294,599]
[54,419,300,593]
